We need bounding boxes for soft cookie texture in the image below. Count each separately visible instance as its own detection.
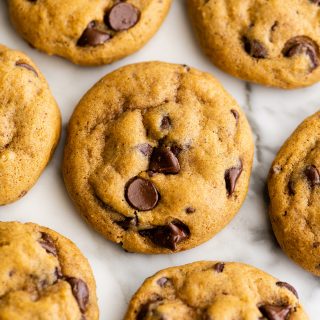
[0,221,99,319]
[63,62,254,254]
[8,0,172,66]
[124,261,308,320]
[268,111,320,276]
[188,0,320,89]
[0,45,61,205]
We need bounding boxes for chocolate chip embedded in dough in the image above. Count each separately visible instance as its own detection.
[38,232,57,256]
[225,161,243,196]
[77,21,111,47]
[149,147,180,174]
[15,60,38,77]
[276,281,299,298]
[243,37,268,58]
[305,165,320,187]
[66,277,89,313]
[259,305,291,320]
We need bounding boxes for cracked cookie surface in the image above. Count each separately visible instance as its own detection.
[62,61,254,254]
[0,221,98,319]
[188,0,320,89]
[0,45,61,205]
[8,0,171,66]
[124,261,308,320]
[268,111,320,276]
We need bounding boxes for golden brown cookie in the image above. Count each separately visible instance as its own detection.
[124,261,308,320]
[0,44,61,205]
[0,221,99,319]
[8,0,172,66]
[268,111,320,276]
[188,0,320,89]
[63,61,254,254]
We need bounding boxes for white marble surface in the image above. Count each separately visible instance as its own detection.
[1,1,320,319]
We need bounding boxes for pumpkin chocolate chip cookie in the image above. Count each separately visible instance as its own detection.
[188,0,320,89]
[8,0,172,65]
[0,221,99,319]
[0,44,61,205]
[124,261,308,320]
[268,111,320,276]
[62,61,254,254]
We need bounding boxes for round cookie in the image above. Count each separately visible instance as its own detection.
[124,261,308,320]
[0,45,61,205]
[268,111,320,276]
[0,221,98,319]
[8,0,172,66]
[188,0,320,89]
[63,61,254,254]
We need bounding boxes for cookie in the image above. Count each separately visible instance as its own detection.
[268,111,320,276]
[124,261,308,320]
[0,45,61,205]
[0,221,98,319]
[62,61,254,254]
[188,0,320,89]
[8,0,172,66]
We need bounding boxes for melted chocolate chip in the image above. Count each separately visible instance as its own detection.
[243,37,268,58]
[115,215,138,230]
[137,295,162,320]
[170,145,183,157]
[66,277,89,313]
[305,165,320,187]
[138,144,153,157]
[160,116,171,130]
[107,2,140,31]
[276,281,299,299]
[139,219,190,250]
[185,207,196,214]
[38,232,57,256]
[15,60,38,77]
[230,109,239,124]
[213,262,225,273]
[125,177,159,211]
[225,161,243,196]
[149,147,180,174]
[157,277,170,287]
[283,36,319,71]
[77,22,110,47]
[259,305,291,320]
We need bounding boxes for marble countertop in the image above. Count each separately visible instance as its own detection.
[0,1,319,319]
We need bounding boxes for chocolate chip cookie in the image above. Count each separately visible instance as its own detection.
[188,0,320,89]
[8,0,172,66]
[62,61,254,254]
[0,221,98,319]
[268,111,320,276]
[124,261,308,320]
[0,45,61,205]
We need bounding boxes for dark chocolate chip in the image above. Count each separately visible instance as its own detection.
[182,64,191,71]
[38,232,57,256]
[115,215,138,230]
[230,109,239,123]
[213,262,225,273]
[160,116,171,130]
[313,242,320,248]
[170,145,182,157]
[243,37,268,58]
[77,21,110,47]
[138,144,153,157]
[288,180,295,196]
[259,305,291,320]
[137,295,162,320]
[276,281,298,299]
[66,277,89,313]
[225,161,243,196]
[139,219,190,250]
[305,165,320,187]
[125,177,159,211]
[107,3,140,31]
[149,147,180,174]
[15,60,38,77]
[157,277,170,287]
[185,207,196,214]
[310,0,320,4]
[55,267,63,280]
[282,36,319,71]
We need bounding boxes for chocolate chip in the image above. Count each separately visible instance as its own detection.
[160,116,171,130]
[182,64,191,71]
[138,144,153,157]
[38,232,57,256]
[213,262,225,273]
[185,207,196,214]
[313,242,320,248]
[283,36,319,71]
[77,21,110,47]
[170,145,182,157]
[225,161,243,196]
[230,109,239,124]
[276,281,298,299]
[55,267,63,280]
[310,0,320,5]
[15,60,38,77]
[288,180,295,196]
[115,215,138,230]
[107,2,140,31]
[125,177,159,211]
[66,277,89,313]
[243,37,268,58]
[149,147,180,174]
[137,295,162,320]
[139,219,190,250]
[259,305,291,320]
[157,277,170,287]
[305,165,320,187]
